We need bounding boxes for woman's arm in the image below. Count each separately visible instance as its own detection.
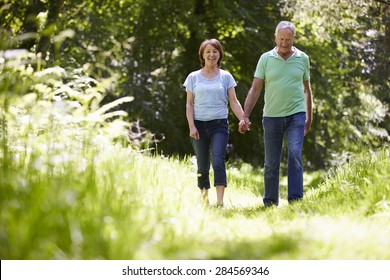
[186,90,199,140]
[228,86,244,121]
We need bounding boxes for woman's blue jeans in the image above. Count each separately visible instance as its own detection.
[191,119,229,189]
[262,112,306,206]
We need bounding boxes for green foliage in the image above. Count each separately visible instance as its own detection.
[1,49,389,259]
[0,49,151,259]
[1,93,389,259]
[1,0,389,168]
[2,0,390,261]
[283,0,389,168]
[0,50,141,185]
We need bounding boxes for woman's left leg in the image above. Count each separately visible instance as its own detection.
[209,120,229,206]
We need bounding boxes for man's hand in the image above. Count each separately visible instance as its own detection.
[238,119,251,134]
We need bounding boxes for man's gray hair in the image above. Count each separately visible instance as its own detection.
[275,21,296,35]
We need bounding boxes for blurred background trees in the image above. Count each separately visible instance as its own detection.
[1,0,389,169]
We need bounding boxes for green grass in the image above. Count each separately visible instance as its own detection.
[1,126,389,259]
[1,59,389,259]
[2,48,389,260]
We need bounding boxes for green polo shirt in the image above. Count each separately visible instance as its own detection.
[254,47,310,117]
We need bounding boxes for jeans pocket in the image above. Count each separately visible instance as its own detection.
[216,118,229,128]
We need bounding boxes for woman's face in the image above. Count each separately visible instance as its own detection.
[202,44,220,67]
[275,28,295,55]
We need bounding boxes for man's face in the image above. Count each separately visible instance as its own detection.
[275,28,295,55]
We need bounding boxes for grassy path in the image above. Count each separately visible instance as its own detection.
[2,144,389,260]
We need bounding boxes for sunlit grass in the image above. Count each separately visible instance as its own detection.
[1,131,389,259]
[1,57,389,259]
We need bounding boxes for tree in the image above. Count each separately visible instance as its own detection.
[282,0,389,167]
[2,0,387,169]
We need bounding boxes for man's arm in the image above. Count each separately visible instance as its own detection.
[303,80,313,136]
[243,77,264,122]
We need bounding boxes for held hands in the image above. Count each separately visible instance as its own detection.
[238,119,251,134]
[190,120,250,138]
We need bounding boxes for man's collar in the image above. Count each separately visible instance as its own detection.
[271,47,301,58]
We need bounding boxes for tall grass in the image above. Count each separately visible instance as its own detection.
[1,51,390,260]
[2,129,389,259]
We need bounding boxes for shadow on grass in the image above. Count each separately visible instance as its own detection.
[210,204,278,220]
[159,220,304,260]
[208,231,302,260]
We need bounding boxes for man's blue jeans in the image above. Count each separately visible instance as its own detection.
[191,119,229,189]
[262,112,306,206]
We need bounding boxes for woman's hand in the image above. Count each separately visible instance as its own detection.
[238,119,251,134]
[190,127,200,140]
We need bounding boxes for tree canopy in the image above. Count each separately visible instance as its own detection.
[1,0,389,169]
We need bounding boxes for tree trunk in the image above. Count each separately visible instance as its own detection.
[20,0,46,50]
[37,0,64,58]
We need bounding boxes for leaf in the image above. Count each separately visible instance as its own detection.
[92,96,134,116]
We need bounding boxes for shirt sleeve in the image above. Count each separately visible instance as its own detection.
[254,53,267,79]
[226,72,237,89]
[303,55,310,81]
[183,73,193,92]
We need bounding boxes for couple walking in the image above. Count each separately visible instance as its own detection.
[184,21,313,208]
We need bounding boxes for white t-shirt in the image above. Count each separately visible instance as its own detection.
[183,69,237,121]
